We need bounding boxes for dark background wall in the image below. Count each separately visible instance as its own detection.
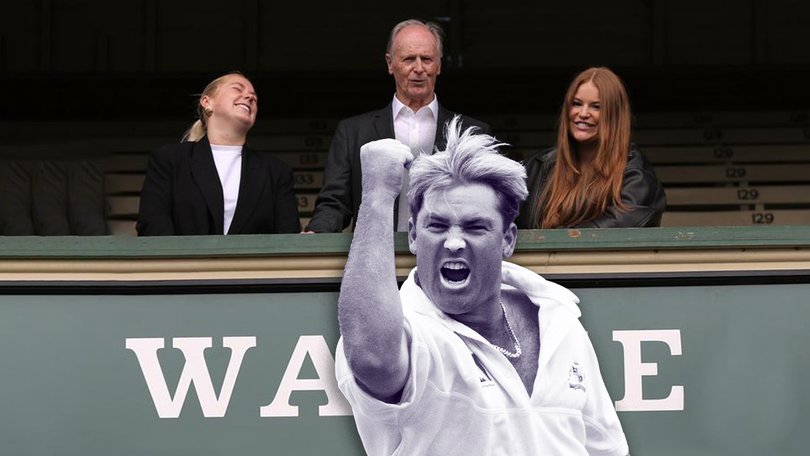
[1,0,809,122]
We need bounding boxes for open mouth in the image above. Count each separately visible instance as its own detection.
[440,261,470,286]
[235,103,251,113]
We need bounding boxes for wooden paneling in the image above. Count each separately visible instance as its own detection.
[767,0,810,63]
[665,185,810,206]
[0,3,38,72]
[462,1,650,67]
[644,144,810,164]
[1,1,809,74]
[665,0,754,65]
[662,210,810,227]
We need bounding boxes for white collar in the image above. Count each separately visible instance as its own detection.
[400,261,581,329]
[391,93,439,121]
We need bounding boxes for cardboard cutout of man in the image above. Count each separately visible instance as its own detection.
[335,117,630,455]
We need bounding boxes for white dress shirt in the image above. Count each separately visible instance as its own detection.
[392,94,439,231]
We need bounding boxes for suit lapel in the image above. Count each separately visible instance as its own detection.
[372,103,400,227]
[228,147,265,234]
[434,104,455,150]
[190,138,224,234]
[372,104,395,140]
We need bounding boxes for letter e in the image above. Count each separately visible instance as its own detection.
[612,329,684,411]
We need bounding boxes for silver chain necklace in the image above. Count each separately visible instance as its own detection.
[491,300,522,359]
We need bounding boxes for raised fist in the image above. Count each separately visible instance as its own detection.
[359,138,414,200]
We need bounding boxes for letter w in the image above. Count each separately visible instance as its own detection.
[125,337,256,418]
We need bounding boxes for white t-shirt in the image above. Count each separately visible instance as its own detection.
[210,144,242,234]
[336,261,629,456]
[392,94,439,231]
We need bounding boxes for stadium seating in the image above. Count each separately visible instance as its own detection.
[483,110,810,227]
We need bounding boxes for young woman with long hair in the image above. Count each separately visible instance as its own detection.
[517,67,666,229]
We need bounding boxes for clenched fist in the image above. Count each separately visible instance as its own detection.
[359,138,414,201]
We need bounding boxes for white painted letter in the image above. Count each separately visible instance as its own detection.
[260,335,351,417]
[613,329,684,411]
[126,336,256,418]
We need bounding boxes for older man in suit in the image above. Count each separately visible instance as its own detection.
[304,19,490,233]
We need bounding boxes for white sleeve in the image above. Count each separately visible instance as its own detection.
[335,315,432,425]
[581,333,630,456]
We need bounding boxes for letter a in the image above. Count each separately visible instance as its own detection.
[260,335,351,417]
[126,336,256,418]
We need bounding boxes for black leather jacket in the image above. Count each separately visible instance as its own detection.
[516,146,667,229]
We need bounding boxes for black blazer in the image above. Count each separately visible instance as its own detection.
[137,137,300,235]
[304,103,491,233]
[516,145,667,229]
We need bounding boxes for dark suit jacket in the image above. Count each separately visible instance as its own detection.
[304,103,491,232]
[137,137,300,235]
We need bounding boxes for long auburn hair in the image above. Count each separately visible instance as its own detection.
[536,67,631,228]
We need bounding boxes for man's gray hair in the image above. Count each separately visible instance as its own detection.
[407,116,528,229]
[386,19,444,58]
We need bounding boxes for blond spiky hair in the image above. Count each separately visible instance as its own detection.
[407,116,528,229]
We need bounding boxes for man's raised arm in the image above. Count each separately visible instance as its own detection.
[338,139,413,402]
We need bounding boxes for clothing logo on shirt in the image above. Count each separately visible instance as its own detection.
[471,353,496,388]
[568,362,586,392]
